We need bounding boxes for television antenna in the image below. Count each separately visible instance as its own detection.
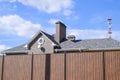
[107,18,112,38]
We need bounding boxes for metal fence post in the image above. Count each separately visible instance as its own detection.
[64,53,66,80]
[102,51,106,80]
[31,53,34,80]
[1,55,5,80]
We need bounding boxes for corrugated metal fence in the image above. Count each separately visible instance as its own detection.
[0,51,120,80]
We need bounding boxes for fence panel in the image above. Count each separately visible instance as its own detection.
[1,51,120,80]
[50,54,64,80]
[66,52,103,80]
[3,55,32,80]
[33,54,46,80]
[105,51,120,80]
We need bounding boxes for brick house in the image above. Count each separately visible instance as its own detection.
[2,21,120,55]
[0,21,120,80]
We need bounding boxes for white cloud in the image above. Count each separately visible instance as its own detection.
[63,10,73,16]
[68,29,120,41]
[0,45,10,52]
[8,0,73,15]
[0,14,42,38]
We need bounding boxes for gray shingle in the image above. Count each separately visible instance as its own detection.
[41,31,59,45]
[55,38,120,52]
[2,37,120,54]
[2,44,28,54]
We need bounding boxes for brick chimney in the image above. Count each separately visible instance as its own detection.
[55,21,66,43]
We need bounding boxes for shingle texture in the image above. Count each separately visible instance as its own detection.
[2,44,27,54]
[56,38,120,51]
[41,31,58,45]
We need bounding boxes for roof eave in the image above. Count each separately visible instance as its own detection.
[3,51,28,54]
[55,48,120,53]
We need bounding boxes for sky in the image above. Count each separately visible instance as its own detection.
[0,0,120,52]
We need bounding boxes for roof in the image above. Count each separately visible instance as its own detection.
[2,31,120,54]
[55,38,120,52]
[2,30,59,54]
[27,31,58,49]
[2,44,28,54]
[41,31,59,45]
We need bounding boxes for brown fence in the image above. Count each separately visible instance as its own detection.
[0,51,120,80]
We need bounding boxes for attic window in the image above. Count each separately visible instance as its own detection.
[38,38,45,45]
[40,47,45,52]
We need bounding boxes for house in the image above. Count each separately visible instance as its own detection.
[2,21,120,55]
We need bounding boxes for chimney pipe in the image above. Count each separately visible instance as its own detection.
[55,21,66,43]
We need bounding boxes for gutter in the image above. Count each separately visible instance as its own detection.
[55,48,89,52]
[3,50,28,55]
[55,47,120,53]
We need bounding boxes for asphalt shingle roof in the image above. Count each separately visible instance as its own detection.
[55,38,120,52]
[41,31,59,45]
[2,44,27,54]
[2,36,120,54]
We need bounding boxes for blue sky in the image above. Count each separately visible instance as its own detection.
[0,0,120,51]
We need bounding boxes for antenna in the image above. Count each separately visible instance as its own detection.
[107,18,112,38]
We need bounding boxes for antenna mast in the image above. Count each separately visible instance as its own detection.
[107,18,112,38]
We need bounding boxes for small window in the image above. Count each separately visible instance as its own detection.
[38,38,45,45]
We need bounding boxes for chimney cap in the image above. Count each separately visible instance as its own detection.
[56,21,66,28]
[67,35,76,41]
[56,21,62,24]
